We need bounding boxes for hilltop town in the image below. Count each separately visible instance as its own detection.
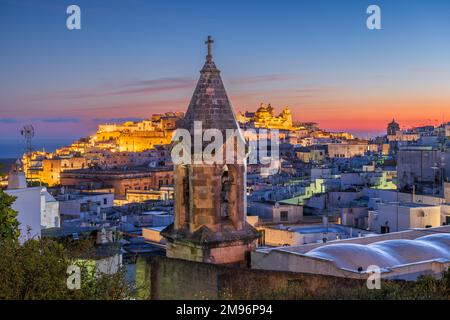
[2,37,450,300]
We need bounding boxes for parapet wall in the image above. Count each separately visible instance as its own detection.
[135,255,369,300]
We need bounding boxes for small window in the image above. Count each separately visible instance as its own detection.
[280,211,289,222]
[103,198,107,205]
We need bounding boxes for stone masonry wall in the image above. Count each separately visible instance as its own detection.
[136,256,371,300]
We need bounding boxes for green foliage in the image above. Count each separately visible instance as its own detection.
[220,269,450,300]
[0,238,134,300]
[0,189,20,241]
[76,261,133,300]
[0,238,69,299]
[357,270,449,300]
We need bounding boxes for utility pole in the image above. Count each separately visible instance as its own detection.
[21,125,34,184]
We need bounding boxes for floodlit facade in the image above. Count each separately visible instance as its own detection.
[327,143,369,158]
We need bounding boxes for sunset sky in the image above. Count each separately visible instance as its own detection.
[1,0,450,144]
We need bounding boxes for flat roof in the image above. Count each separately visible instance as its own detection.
[383,202,440,208]
[141,211,169,215]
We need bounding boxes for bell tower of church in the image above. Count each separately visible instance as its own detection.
[162,36,260,265]
[7,159,27,190]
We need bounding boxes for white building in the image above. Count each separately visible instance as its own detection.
[6,186,60,243]
[327,143,368,158]
[310,168,332,180]
[57,192,114,219]
[259,224,371,247]
[368,202,441,233]
[340,171,387,190]
[341,205,369,229]
[248,201,303,224]
[363,187,446,205]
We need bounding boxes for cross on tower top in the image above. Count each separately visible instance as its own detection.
[205,35,214,60]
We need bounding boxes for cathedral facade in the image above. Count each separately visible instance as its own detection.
[236,103,300,131]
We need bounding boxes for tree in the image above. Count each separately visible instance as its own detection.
[0,238,134,300]
[0,190,133,300]
[0,190,20,241]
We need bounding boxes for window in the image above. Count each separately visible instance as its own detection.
[103,198,107,205]
[280,211,289,222]
[221,166,233,219]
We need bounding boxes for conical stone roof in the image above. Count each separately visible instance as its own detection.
[178,36,240,135]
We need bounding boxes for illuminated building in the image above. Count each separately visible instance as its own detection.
[41,156,87,186]
[327,142,369,158]
[93,112,183,152]
[60,167,173,199]
[237,103,302,131]
[125,187,174,203]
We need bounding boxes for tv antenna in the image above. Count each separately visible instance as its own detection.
[21,125,35,181]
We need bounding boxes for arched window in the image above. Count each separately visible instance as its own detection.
[182,172,190,225]
[221,165,232,219]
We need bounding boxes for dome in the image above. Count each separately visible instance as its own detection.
[369,239,450,265]
[416,234,450,254]
[256,103,269,112]
[305,243,401,271]
[304,233,450,272]
[389,118,398,125]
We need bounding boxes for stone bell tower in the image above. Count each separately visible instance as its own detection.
[161,36,260,265]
